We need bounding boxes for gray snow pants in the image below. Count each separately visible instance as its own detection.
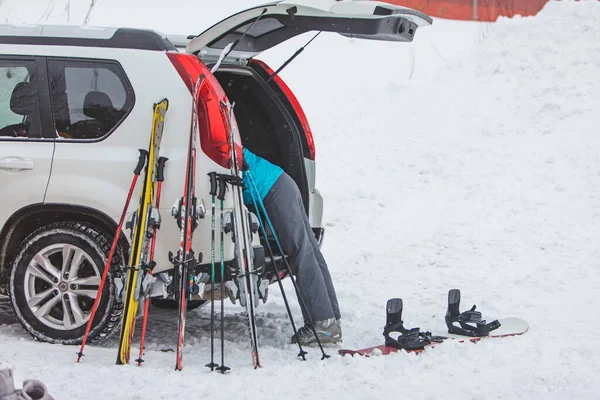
[263,172,341,324]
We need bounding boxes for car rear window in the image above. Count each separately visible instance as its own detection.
[48,59,134,141]
[234,17,285,38]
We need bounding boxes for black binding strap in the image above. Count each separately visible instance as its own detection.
[383,298,444,351]
[445,289,501,337]
[384,325,440,351]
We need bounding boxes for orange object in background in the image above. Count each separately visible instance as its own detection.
[387,0,550,21]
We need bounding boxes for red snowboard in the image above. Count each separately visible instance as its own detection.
[339,317,528,357]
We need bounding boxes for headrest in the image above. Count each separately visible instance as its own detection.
[83,91,114,120]
[10,82,36,116]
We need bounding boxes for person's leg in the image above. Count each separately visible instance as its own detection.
[301,214,341,321]
[262,173,335,324]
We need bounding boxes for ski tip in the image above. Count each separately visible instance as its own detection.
[154,98,169,110]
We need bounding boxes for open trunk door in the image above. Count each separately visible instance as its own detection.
[186,0,433,64]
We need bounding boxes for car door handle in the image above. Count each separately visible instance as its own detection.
[0,158,35,170]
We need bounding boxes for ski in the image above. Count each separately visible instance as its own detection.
[222,101,261,369]
[169,75,205,371]
[116,99,169,365]
[136,156,168,366]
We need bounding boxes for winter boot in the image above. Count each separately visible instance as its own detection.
[291,318,342,346]
[17,379,54,400]
[0,368,54,400]
[1,368,16,400]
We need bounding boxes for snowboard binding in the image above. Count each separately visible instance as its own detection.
[383,298,444,351]
[445,289,501,337]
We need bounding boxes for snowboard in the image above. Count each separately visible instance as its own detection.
[339,317,529,357]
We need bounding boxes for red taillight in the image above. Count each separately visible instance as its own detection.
[167,52,242,169]
[167,52,203,94]
[251,59,316,161]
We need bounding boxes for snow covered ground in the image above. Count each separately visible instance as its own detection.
[2,0,600,399]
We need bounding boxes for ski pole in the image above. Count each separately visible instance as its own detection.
[216,174,231,374]
[245,171,330,360]
[136,156,168,366]
[77,149,147,363]
[248,188,307,361]
[216,171,262,369]
[206,172,219,371]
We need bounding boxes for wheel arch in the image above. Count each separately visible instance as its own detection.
[0,203,130,283]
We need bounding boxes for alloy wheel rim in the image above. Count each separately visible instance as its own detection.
[23,243,101,331]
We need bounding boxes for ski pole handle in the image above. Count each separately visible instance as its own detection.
[134,149,148,175]
[217,174,228,201]
[157,157,168,182]
[208,172,218,197]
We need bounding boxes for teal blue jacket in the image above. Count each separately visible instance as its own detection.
[242,148,283,205]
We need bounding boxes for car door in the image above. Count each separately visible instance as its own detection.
[43,57,136,216]
[0,56,55,232]
[185,0,433,63]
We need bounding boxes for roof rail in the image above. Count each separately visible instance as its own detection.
[166,33,195,50]
[0,24,177,51]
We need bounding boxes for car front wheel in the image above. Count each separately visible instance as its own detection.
[9,221,123,344]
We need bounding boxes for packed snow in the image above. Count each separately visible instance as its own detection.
[1,0,600,399]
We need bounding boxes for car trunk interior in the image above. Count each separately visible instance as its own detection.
[212,66,309,212]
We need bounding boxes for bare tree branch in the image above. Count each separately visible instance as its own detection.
[65,0,71,23]
[83,0,97,26]
[408,47,415,80]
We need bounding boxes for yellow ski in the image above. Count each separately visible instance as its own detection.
[116,99,169,365]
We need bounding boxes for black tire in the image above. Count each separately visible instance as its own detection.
[9,221,123,345]
[150,298,206,311]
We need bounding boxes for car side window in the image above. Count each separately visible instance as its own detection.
[0,60,43,139]
[47,59,134,140]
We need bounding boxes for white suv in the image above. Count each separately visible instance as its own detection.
[0,0,432,344]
